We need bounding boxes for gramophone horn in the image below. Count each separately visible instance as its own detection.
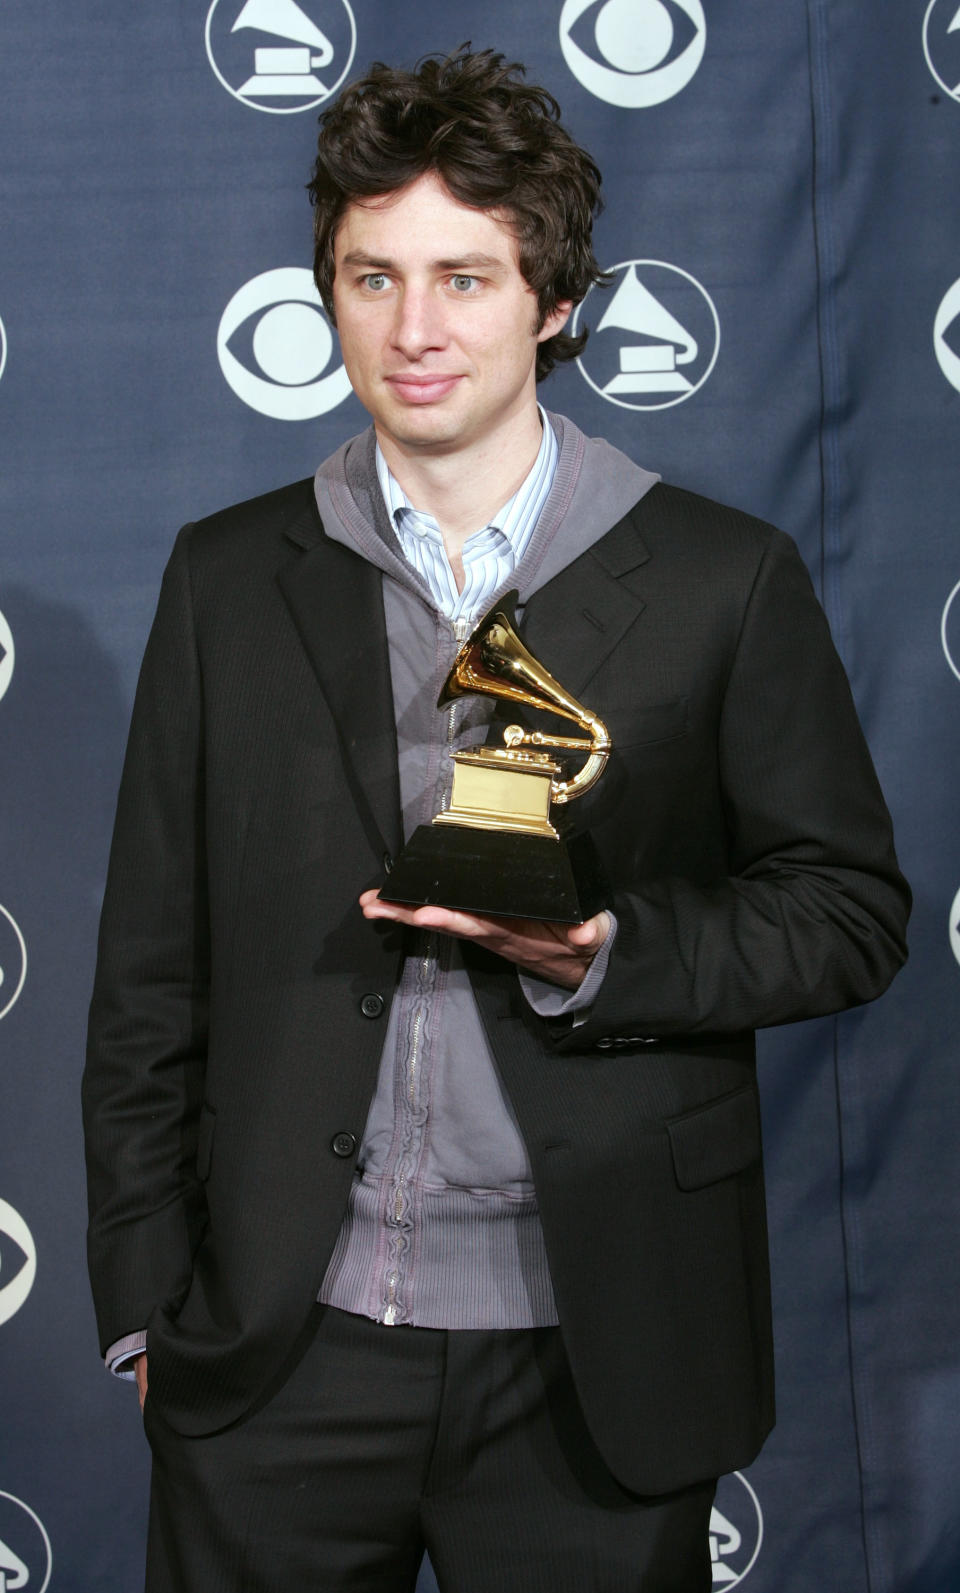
[438,593,610,803]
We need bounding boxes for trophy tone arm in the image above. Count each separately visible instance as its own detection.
[502,718,611,803]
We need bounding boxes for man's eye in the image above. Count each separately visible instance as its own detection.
[450,275,477,292]
[364,273,388,291]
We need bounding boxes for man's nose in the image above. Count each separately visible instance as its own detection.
[390,287,446,359]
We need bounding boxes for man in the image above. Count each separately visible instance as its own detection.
[83,47,909,1593]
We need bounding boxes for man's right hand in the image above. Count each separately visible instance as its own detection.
[133,1353,148,1411]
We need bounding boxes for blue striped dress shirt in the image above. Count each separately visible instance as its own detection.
[374,412,559,624]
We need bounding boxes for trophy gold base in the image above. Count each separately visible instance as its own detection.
[378,824,607,924]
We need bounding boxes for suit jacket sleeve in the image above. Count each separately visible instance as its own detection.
[82,525,210,1356]
[558,526,910,1048]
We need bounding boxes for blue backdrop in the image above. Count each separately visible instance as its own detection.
[2,3,958,1589]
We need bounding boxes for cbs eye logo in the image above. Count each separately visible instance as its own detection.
[0,904,27,1022]
[942,577,960,684]
[950,885,960,969]
[0,1199,36,1329]
[0,313,7,384]
[216,267,353,420]
[934,277,960,395]
[560,0,705,107]
[0,611,14,703]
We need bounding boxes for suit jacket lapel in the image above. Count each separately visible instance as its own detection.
[277,506,402,862]
[520,502,651,698]
[274,491,651,861]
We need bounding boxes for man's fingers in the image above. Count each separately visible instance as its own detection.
[360,890,609,950]
[359,891,609,990]
[359,891,485,938]
[134,1353,148,1411]
[359,890,519,943]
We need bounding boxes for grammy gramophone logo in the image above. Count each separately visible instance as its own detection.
[0,1490,52,1593]
[573,259,720,410]
[205,0,356,112]
[923,0,960,103]
[710,1471,763,1586]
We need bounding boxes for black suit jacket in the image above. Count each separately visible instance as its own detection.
[83,475,909,1494]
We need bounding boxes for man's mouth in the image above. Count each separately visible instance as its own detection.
[384,374,463,404]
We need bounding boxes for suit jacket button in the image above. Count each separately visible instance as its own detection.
[360,993,384,1018]
[331,1132,356,1158]
[382,852,394,875]
[596,1037,613,1050]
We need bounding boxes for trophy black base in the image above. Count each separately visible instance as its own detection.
[379,824,608,924]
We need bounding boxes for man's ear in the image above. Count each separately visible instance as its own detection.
[538,299,574,342]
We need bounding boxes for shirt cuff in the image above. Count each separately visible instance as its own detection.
[518,911,618,1025]
[106,1330,147,1379]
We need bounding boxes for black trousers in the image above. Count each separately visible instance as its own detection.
[144,1306,715,1592]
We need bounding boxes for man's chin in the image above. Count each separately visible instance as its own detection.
[377,410,471,454]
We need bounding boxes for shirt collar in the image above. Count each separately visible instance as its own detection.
[374,407,555,556]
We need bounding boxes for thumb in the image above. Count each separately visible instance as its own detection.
[567,911,610,950]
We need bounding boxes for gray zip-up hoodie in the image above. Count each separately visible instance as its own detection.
[315,412,658,1329]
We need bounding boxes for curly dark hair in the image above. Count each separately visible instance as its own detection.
[307,47,606,381]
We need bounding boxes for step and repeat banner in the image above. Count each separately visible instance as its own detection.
[2,3,959,1589]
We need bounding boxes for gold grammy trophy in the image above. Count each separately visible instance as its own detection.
[380,593,612,923]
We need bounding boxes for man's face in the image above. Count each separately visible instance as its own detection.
[331,172,571,459]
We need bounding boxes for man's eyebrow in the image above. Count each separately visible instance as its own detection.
[337,251,509,274]
[338,251,395,269]
[433,255,509,274]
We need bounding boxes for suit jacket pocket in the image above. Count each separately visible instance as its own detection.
[666,1085,761,1191]
[604,694,688,749]
[196,1104,216,1183]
